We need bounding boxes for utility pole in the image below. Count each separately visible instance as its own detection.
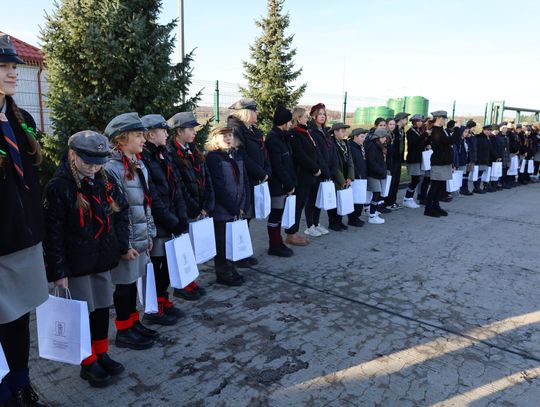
[178,0,185,104]
[452,100,456,120]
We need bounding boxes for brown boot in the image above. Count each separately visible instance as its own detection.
[285,233,309,246]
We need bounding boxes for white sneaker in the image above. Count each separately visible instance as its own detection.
[315,225,329,235]
[403,198,420,209]
[304,225,322,237]
[368,214,385,224]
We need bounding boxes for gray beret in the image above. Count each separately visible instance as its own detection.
[394,112,410,121]
[141,114,169,130]
[372,128,390,139]
[410,114,424,122]
[0,34,25,64]
[104,112,147,139]
[167,112,200,129]
[430,110,448,119]
[228,98,257,111]
[330,122,350,133]
[350,128,368,137]
[68,130,110,165]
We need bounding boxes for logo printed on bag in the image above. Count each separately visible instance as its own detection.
[54,321,66,337]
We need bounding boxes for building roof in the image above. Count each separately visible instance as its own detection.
[0,32,44,64]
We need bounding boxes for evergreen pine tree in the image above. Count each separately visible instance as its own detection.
[240,0,307,132]
[40,0,201,164]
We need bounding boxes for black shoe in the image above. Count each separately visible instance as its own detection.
[339,223,348,230]
[115,327,153,350]
[418,198,426,205]
[486,187,495,193]
[132,320,160,339]
[246,256,258,265]
[231,267,246,283]
[144,311,178,326]
[460,188,473,196]
[216,274,244,286]
[7,385,46,407]
[173,288,201,301]
[80,362,113,388]
[328,223,343,232]
[347,219,365,227]
[440,195,453,202]
[424,207,441,218]
[97,353,125,376]
[473,187,486,194]
[435,207,448,216]
[268,244,294,257]
[192,284,207,297]
[503,185,512,189]
[163,303,185,319]
[377,205,392,214]
[235,259,250,268]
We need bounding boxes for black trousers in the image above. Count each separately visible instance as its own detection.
[151,255,170,298]
[214,220,228,268]
[406,175,421,198]
[327,208,342,226]
[287,183,312,234]
[385,160,402,205]
[113,283,137,321]
[426,180,445,208]
[305,179,321,228]
[90,307,109,341]
[0,313,30,374]
[419,175,431,199]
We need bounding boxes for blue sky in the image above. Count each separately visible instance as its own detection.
[4,0,540,116]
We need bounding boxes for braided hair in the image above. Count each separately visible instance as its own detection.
[8,96,42,165]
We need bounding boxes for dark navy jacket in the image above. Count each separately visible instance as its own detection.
[265,127,297,197]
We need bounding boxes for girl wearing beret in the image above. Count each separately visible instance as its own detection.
[348,128,368,226]
[305,103,336,236]
[43,131,128,387]
[205,126,250,286]
[166,113,212,300]
[0,35,49,406]
[140,114,187,324]
[227,101,270,267]
[104,113,157,351]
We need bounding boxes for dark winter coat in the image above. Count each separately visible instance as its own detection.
[430,126,461,166]
[495,134,510,167]
[141,141,188,237]
[348,140,367,179]
[265,127,297,197]
[508,131,520,154]
[227,116,271,187]
[0,97,44,256]
[364,138,387,179]
[406,127,426,164]
[167,139,214,219]
[308,121,338,180]
[390,126,406,164]
[290,125,320,185]
[473,134,495,166]
[332,137,355,190]
[488,136,502,162]
[206,149,250,222]
[43,157,129,282]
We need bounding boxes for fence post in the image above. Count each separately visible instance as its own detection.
[452,100,456,120]
[213,80,220,124]
[342,91,347,123]
[483,103,488,125]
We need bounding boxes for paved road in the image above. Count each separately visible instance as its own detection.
[31,183,540,406]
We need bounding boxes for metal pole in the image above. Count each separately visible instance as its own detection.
[402,97,406,113]
[178,0,184,64]
[483,103,488,125]
[516,111,521,123]
[214,80,220,124]
[452,100,456,120]
[342,91,347,123]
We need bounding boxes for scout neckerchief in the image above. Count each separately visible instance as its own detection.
[175,139,206,190]
[0,102,27,189]
[294,125,316,146]
[77,175,113,239]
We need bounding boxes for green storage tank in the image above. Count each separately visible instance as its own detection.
[372,106,395,122]
[405,96,429,117]
[387,98,405,115]
[354,107,371,125]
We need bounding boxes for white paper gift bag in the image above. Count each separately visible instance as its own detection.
[507,156,519,176]
[36,291,91,365]
[137,262,158,314]
[528,160,535,174]
[189,217,217,264]
[468,165,479,181]
[491,162,503,178]
[337,188,354,215]
[381,175,392,198]
[253,182,271,219]
[519,159,526,173]
[481,167,492,183]
[0,344,8,380]
[315,181,337,210]
[447,171,463,192]
[351,179,367,204]
[421,150,433,171]
[281,195,296,229]
[165,234,199,289]
[226,219,253,261]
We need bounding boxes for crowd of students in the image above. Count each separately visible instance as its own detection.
[2,34,540,406]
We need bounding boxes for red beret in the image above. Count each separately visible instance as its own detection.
[310,103,326,116]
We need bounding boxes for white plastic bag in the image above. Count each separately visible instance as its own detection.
[491,162,503,178]
[421,150,433,171]
[281,195,296,229]
[226,219,253,261]
[446,170,463,192]
[381,175,392,198]
[481,167,492,183]
[165,234,199,289]
[351,179,367,204]
[337,188,354,215]
[0,344,8,380]
[468,165,479,181]
[253,182,271,219]
[528,160,535,174]
[519,159,526,174]
[507,156,519,176]
[137,261,158,314]
[315,181,337,210]
[189,217,217,264]
[36,290,91,365]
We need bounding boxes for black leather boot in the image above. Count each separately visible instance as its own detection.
[132,320,160,339]
[80,362,113,388]
[115,327,153,350]
[97,353,125,376]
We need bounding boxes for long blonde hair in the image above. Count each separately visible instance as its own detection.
[231,109,255,126]
[292,107,307,127]
[204,127,239,152]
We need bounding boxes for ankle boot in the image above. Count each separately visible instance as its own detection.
[97,353,125,376]
[144,298,178,326]
[80,362,113,388]
[115,327,153,350]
